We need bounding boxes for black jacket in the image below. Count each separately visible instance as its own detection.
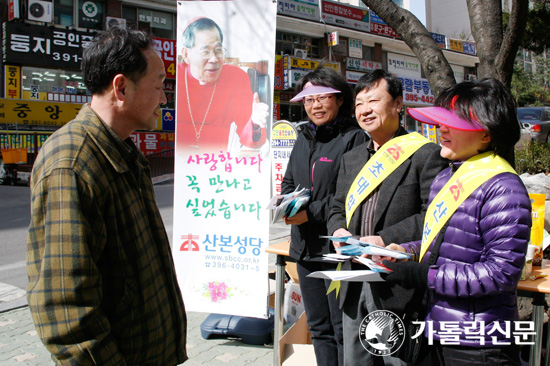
[281,117,368,261]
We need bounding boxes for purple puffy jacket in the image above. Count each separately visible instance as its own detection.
[402,161,532,347]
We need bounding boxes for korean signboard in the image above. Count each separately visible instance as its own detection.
[3,22,96,69]
[369,10,399,38]
[349,39,362,59]
[462,41,477,55]
[277,0,320,21]
[346,58,382,73]
[398,76,434,106]
[129,131,174,155]
[387,52,421,79]
[153,37,177,79]
[430,32,446,49]
[321,0,370,33]
[0,99,82,126]
[447,38,464,53]
[4,65,21,99]
[271,121,296,196]
[281,56,340,90]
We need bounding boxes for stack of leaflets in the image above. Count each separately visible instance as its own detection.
[266,186,310,224]
[318,235,413,274]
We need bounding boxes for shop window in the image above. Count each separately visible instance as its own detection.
[21,67,90,103]
[276,31,321,59]
[54,0,74,26]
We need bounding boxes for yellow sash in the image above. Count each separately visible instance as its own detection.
[419,152,517,261]
[345,132,430,228]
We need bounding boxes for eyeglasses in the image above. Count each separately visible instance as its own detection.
[195,47,225,60]
[303,94,334,106]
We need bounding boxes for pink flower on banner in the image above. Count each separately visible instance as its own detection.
[206,281,230,303]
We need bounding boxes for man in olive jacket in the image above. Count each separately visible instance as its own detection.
[27,28,187,365]
[327,70,447,366]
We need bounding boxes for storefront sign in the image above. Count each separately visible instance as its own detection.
[129,131,174,155]
[387,52,421,78]
[431,32,446,49]
[161,108,175,131]
[322,0,370,32]
[349,39,362,58]
[422,124,437,144]
[277,0,320,21]
[346,70,365,84]
[287,69,308,87]
[274,55,284,90]
[283,57,340,89]
[369,10,386,25]
[3,22,97,69]
[370,22,399,38]
[79,0,103,29]
[8,0,20,20]
[399,76,434,106]
[153,37,177,79]
[271,120,296,196]
[4,65,21,99]
[289,57,340,71]
[447,38,464,53]
[462,41,476,55]
[0,99,82,126]
[328,31,339,47]
[138,9,173,30]
[346,58,382,73]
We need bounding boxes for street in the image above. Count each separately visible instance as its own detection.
[0,183,177,291]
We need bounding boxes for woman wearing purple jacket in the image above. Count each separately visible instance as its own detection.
[381,79,531,365]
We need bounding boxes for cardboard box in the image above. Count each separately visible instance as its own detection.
[279,312,314,365]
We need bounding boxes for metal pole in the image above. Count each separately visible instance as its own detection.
[273,254,286,366]
[529,293,545,366]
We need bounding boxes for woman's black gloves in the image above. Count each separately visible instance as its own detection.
[382,260,429,289]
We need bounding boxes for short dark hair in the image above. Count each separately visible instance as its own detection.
[434,78,519,163]
[182,17,223,48]
[82,27,152,95]
[354,69,403,100]
[294,65,354,118]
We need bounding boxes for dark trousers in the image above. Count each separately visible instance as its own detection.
[296,260,344,366]
[432,341,521,366]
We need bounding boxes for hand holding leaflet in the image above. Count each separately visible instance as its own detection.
[266,186,310,223]
[346,238,412,260]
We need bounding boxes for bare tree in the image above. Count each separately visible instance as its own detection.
[362,0,529,94]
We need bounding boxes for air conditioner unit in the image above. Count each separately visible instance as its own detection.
[466,74,477,81]
[294,49,308,58]
[28,0,52,22]
[106,17,127,30]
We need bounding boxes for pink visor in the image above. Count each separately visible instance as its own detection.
[290,83,341,102]
[407,107,485,131]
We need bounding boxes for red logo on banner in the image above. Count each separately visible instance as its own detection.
[180,234,200,252]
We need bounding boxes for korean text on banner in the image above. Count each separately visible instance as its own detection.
[173,0,277,319]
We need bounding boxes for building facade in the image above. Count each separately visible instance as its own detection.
[1,0,478,156]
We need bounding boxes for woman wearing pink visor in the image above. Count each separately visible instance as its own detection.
[281,66,367,366]
[380,78,531,365]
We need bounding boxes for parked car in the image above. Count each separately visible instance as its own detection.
[515,116,532,149]
[517,107,550,143]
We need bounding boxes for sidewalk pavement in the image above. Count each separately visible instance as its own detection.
[0,221,290,366]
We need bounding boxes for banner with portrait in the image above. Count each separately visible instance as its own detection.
[173,0,276,318]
